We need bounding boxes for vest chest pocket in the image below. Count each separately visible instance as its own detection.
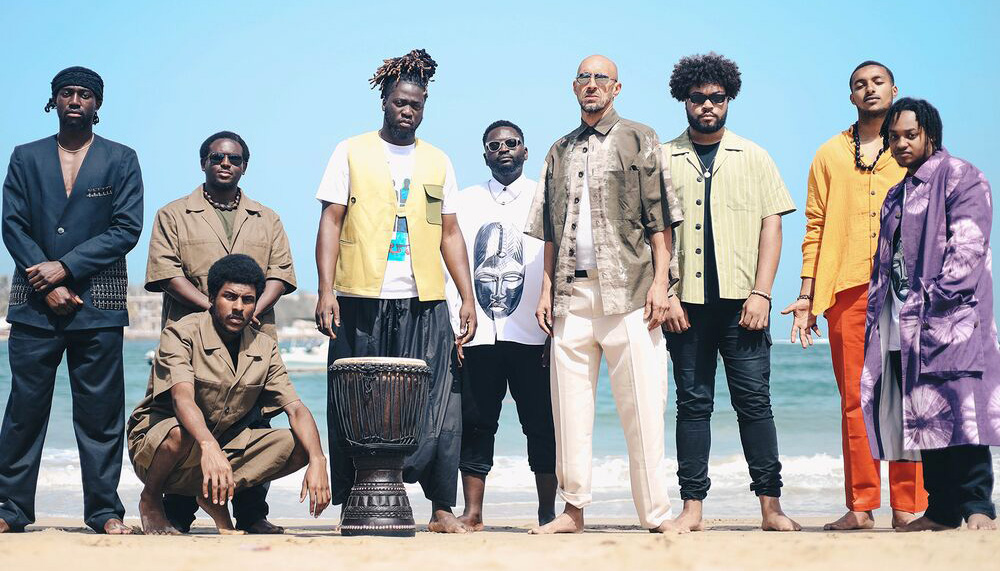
[424,184,444,225]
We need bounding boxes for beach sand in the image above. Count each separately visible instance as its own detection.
[1,517,996,570]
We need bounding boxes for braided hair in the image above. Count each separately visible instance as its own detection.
[370,49,438,100]
[880,97,943,151]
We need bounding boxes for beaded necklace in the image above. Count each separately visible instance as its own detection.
[852,122,886,172]
[204,188,241,211]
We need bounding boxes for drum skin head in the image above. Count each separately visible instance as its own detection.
[332,356,429,367]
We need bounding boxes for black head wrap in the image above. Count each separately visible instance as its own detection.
[46,66,104,112]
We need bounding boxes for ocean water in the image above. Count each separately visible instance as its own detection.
[1,339,997,525]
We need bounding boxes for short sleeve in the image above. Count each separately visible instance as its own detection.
[144,207,185,291]
[149,325,196,400]
[315,141,351,205]
[258,342,301,415]
[758,151,796,218]
[265,214,297,292]
[524,161,551,241]
[441,156,459,215]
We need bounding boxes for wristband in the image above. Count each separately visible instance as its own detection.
[749,289,772,302]
[797,294,813,301]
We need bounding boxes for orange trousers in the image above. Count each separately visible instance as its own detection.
[826,285,927,513]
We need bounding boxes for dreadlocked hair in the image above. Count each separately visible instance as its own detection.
[880,97,943,151]
[668,52,742,101]
[370,49,438,99]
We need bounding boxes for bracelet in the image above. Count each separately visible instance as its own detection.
[797,294,813,301]
[749,289,772,302]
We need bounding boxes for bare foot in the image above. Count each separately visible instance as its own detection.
[967,514,998,531]
[896,515,956,532]
[240,519,285,534]
[650,519,683,534]
[428,508,468,534]
[823,510,874,531]
[672,500,704,532]
[196,495,246,535]
[0,519,10,533]
[891,509,917,529]
[529,509,584,534]
[760,496,801,532]
[139,491,182,535]
[103,518,136,535]
[457,512,484,532]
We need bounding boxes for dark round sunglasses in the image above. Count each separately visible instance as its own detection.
[207,152,244,166]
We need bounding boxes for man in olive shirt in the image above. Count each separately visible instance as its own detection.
[526,54,682,534]
[662,53,798,532]
[145,131,296,533]
[128,255,329,535]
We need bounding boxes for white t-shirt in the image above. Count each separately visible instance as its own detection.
[315,138,458,298]
[446,175,547,347]
[575,153,597,270]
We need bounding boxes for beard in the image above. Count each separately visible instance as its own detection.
[386,122,416,142]
[211,177,239,191]
[858,106,888,121]
[687,109,727,134]
[492,159,522,176]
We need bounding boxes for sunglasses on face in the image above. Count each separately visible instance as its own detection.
[207,152,244,166]
[688,92,728,105]
[575,72,616,86]
[485,138,522,152]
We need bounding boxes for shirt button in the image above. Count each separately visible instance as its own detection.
[870,190,876,196]
[566,276,573,283]
[568,249,575,256]
[871,232,877,238]
[582,147,588,153]
[695,248,702,254]
[56,227,65,235]
[224,406,231,414]
[696,272,702,278]
[697,177,703,182]
[578,171,584,178]
[696,199,702,206]
[574,197,580,204]
[350,196,357,204]
[871,212,877,217]
[571,223,577,230]
[695,224,702,230]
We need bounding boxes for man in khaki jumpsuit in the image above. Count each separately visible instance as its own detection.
[144,131,296,532]
[128,254,330,535]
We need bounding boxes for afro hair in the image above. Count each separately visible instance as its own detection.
[668,52,742,101]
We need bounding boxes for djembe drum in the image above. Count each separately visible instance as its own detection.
[328,356,431,537]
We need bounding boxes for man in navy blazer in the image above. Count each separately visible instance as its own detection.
[0,67,143,534]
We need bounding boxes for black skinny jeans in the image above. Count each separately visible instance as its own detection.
[664,300,783,500]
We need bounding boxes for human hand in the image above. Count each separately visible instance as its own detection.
[299,460,331,517]
[314,292,341,338]
[44,286,83,315]
[780,298,821,348]
[662,295,690,333]
[643,280,670,331]
[739,294,771,331]
[27,261,68,291]
[535,293,553,337]
[457,300,477,345]
[199,441,234,505]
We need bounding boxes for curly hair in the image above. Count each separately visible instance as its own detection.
[668,52,742,101]
[370,49,438,100]
[207,254,266,299]
[880,97,943,151]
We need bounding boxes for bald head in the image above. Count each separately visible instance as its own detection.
[577,54,618,79]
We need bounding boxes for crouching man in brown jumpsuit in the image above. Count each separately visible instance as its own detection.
[128,254,330,534]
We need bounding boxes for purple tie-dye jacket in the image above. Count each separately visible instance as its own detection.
[861,149,1000,460]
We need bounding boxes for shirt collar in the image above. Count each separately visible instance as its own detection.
[575,108,620,138]
[488,174,525,201]
[910,148,949,184]
[671,128,744,155]
[198,311,263,357]
[184,185,262,215]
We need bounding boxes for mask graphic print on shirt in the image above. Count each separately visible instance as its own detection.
[473,222,525,319]
[388,177,411,262]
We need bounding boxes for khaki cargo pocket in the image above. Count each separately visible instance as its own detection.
[424,184,444,225]
[919,303,985,379]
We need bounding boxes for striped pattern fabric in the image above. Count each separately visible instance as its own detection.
[664,129,795,304]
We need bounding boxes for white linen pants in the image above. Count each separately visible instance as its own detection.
[550,277,672,528]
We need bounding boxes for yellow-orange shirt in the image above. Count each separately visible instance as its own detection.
[800,128,906,315]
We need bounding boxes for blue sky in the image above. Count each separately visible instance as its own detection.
[1,0,997,331]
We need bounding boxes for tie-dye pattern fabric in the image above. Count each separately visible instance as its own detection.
[861,149,1000,459]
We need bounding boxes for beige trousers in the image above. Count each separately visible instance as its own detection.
[550,277,673,528]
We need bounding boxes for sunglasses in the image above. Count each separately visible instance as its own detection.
[207,152,244,166]
[575,72,616,86]
[688,92,728,105]
[485,138,522,152]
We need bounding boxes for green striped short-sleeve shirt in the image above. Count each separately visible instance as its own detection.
[664,129,796,304]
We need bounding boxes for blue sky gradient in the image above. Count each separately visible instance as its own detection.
[1,0,997,332]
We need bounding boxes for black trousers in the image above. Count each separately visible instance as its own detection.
[162,411,272,532]
[327,297,461,507]
[921,445,996,527]
[0,324,126,532]
[664,300,783,500]
[459,342,555,476]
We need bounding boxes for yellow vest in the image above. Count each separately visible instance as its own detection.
[335,131,447,300]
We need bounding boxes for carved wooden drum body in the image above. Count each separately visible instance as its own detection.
[329,356,430,537]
